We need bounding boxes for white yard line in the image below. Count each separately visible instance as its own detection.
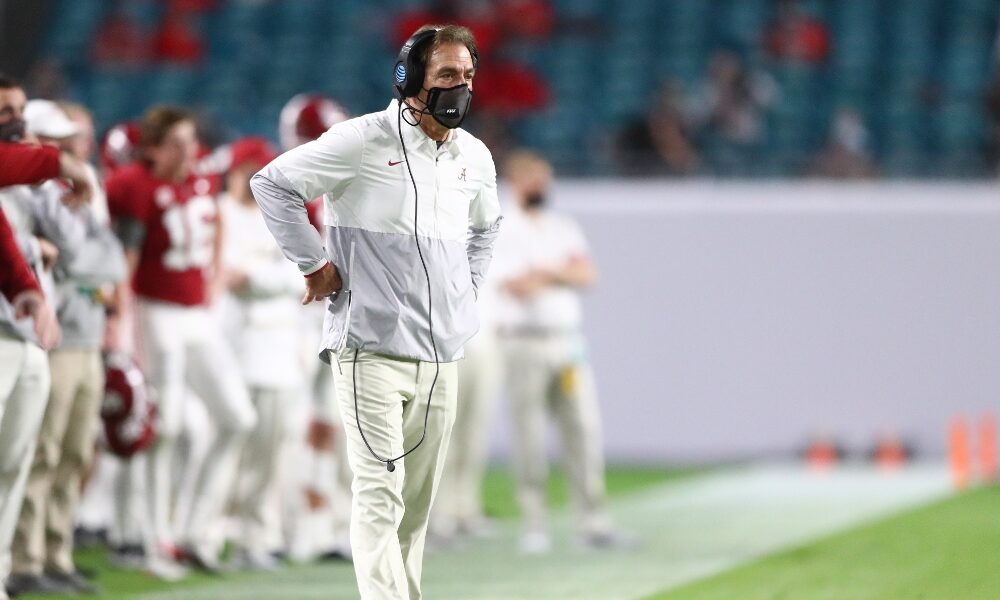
[134,463,952,600]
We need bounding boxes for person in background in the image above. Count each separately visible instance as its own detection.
[275,92,355,562]
[616,80,701,176]
[217,137,303,570]
[493,150,627,554]
[10,100,126,596]
[808,107,877,179]
[762,0,831,65]
[0,76,65,600]
[430,259,502,546]
[105,105,256,579]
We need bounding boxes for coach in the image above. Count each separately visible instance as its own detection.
[251,24,500,600]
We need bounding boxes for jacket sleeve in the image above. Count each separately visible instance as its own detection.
[0,208,41,302]
[249,125,364,275]
[60,208,126,286]
[0,143,60,186]
[466,151,502,295]
[31,182,86,266]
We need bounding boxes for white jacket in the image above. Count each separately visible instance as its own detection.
[250,100,502,363]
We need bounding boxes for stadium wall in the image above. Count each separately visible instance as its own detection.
[487,180,1000,464]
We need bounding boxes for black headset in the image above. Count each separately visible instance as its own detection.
[393,27,480,100]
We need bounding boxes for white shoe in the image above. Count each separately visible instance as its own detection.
[518,530,552,555]
[231,548,280,571]
[145,554,188,582]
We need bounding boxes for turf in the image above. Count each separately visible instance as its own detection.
[481,465,698,519]
[19,465,688,600]
[645,484,1000,600]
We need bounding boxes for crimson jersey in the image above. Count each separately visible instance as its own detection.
[107,162,219,306]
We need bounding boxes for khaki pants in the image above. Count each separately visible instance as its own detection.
[431,330,501,536]
[14,349,103,576]
[0,335,50,582]
[333,350,457,600]
[500,332,611,536]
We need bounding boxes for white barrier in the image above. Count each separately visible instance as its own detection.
[487,180,1000,463]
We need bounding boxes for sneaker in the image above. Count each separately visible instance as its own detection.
[5,573,76,596]
[109,543,146,569]
[145,553,189,582]
[45,570,101,595]
[317,544,353,563]
[518,530,552,555]
[178,545,224,575]
[73,526,109,549]
[229,548,280,572]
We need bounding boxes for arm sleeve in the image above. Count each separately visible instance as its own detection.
[31,182,86,266]
[466,153,503,294]
[0,143,60,186]
[0,208,41,301]
[249,125,364,275]
[61,209,127,286]
[105,171,148,249]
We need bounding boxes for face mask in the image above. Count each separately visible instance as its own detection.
[0,118,26,142]
[524,192,547,209]
[424,84,472,129]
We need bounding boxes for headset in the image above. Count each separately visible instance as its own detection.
[393,28,479,101]
[352,28,475,473]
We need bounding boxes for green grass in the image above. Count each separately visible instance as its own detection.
[481,465,699,519]
[645,485,1000,600]
[21,465,690,599]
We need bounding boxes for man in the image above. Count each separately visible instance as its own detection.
[216,137,301,570]
[493,150,620,554]
[10,101,125,596]
[106,105,256,578]
[0,77,72,600]
[251,24,501,600]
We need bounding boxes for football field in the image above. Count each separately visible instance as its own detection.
[25,463,969,600]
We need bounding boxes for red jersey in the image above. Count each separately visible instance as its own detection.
[106,163,219,306]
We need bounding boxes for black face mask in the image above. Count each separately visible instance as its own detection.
[424,84,472,129]
[524,192,547,209]
[0,118,26,142]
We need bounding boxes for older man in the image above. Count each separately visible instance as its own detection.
[251,24,501,600]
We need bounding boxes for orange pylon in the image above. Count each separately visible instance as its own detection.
[978,413,997,483]
[949,416,972,490]
[874,435,907,471]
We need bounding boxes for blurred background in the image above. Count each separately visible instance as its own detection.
[3,0,1000,178]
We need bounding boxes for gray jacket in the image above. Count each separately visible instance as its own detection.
[0,182,86,343]
[53,207,126,349]
[250,101,502,363]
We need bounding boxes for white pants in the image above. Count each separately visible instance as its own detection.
[431,330,501,536]
[500,332,611,536]
[0,335,50,582]
[232,386,295,555]
[135,300,256,558]
[334,350,457,600]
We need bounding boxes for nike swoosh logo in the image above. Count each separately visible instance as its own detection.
[388,159,404,166]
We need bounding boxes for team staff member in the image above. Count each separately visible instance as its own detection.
[493,150,622,554]
[106,106,256,578]
[10,100,125,596]
[251,24,501,600]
